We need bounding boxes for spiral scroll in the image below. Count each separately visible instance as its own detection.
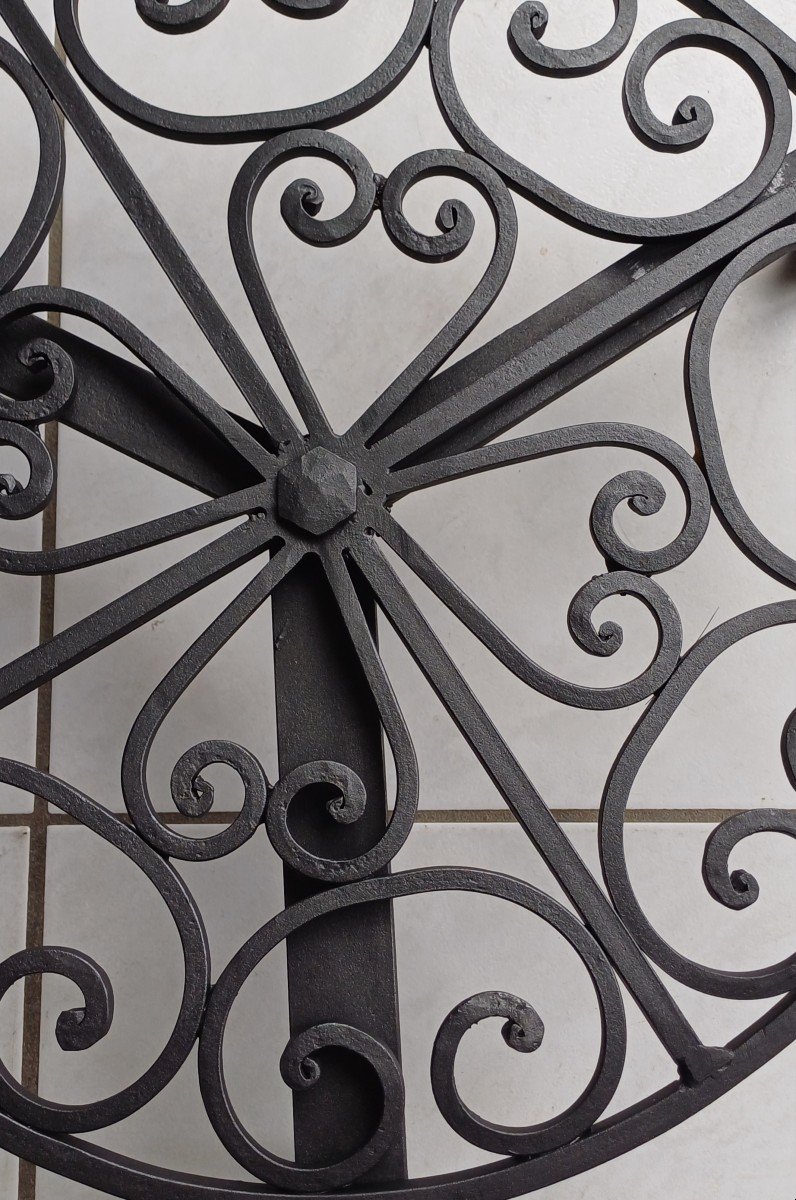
[509,1,637,77]
[199,868,626,1187]
[0,761,209,1134]
[122,541,297,861]
[431,5,792,241]
[601,601,796,1000]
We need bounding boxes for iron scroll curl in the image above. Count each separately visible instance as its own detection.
[431,3,792,241]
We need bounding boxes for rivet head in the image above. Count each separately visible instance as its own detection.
[277,447,358,536]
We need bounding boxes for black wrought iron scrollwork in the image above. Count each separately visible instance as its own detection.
[199,864,424,1191]
[431,3,792,240]
[600,601,796,1002]
[0,335,74,422]
[429,882,627,1156]
[509,1,638,77]
[54,0,435,141]
[0,0,793,1196]
[199,867,625,1185]
[0,420,53,518]
[0,37,63,290]
[0,761,209,1134]
[687,224,796,586]
[122,540,294,861]
[0,334,73,521]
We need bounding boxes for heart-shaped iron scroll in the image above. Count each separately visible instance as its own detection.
[0,1,793,1196]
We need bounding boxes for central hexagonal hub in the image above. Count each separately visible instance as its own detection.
[277,446,358,536]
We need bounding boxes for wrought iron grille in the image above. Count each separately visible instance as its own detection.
[0,0,794,1196]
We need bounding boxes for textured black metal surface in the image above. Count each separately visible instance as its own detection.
[0,1,793,1196]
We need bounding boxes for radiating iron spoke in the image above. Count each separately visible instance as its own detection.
[372,507,684,709]
[0,485,266,574]
[0,516,277,711]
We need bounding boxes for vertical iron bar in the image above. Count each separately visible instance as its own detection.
[272,557,406,1180]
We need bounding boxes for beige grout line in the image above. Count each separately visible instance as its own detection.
[0,807,791,830]
[397,808,789,824]
[17,29,66,1200]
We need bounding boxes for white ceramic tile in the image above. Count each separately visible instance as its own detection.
[30,820,795,1195]
[0,828,30,1193]
[0,0,56,812]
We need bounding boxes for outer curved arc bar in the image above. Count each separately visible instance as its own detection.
[430,2,791,243]
[0,483,266,575]
[53,0,435,144]
[0,759,210,1133]
[0,38,64,294]
[0,515,274,713]
[0,286,274,478]
[349,151,518,448]
[686,224,796,586]
[348,534,717,1081]
[371,506,680,711]
[319,536,419,862]
[5,1,298,450]
[229,132,369,443]
[9,922,791,1196]
[600,599,796,999]
[122,531,301,861]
